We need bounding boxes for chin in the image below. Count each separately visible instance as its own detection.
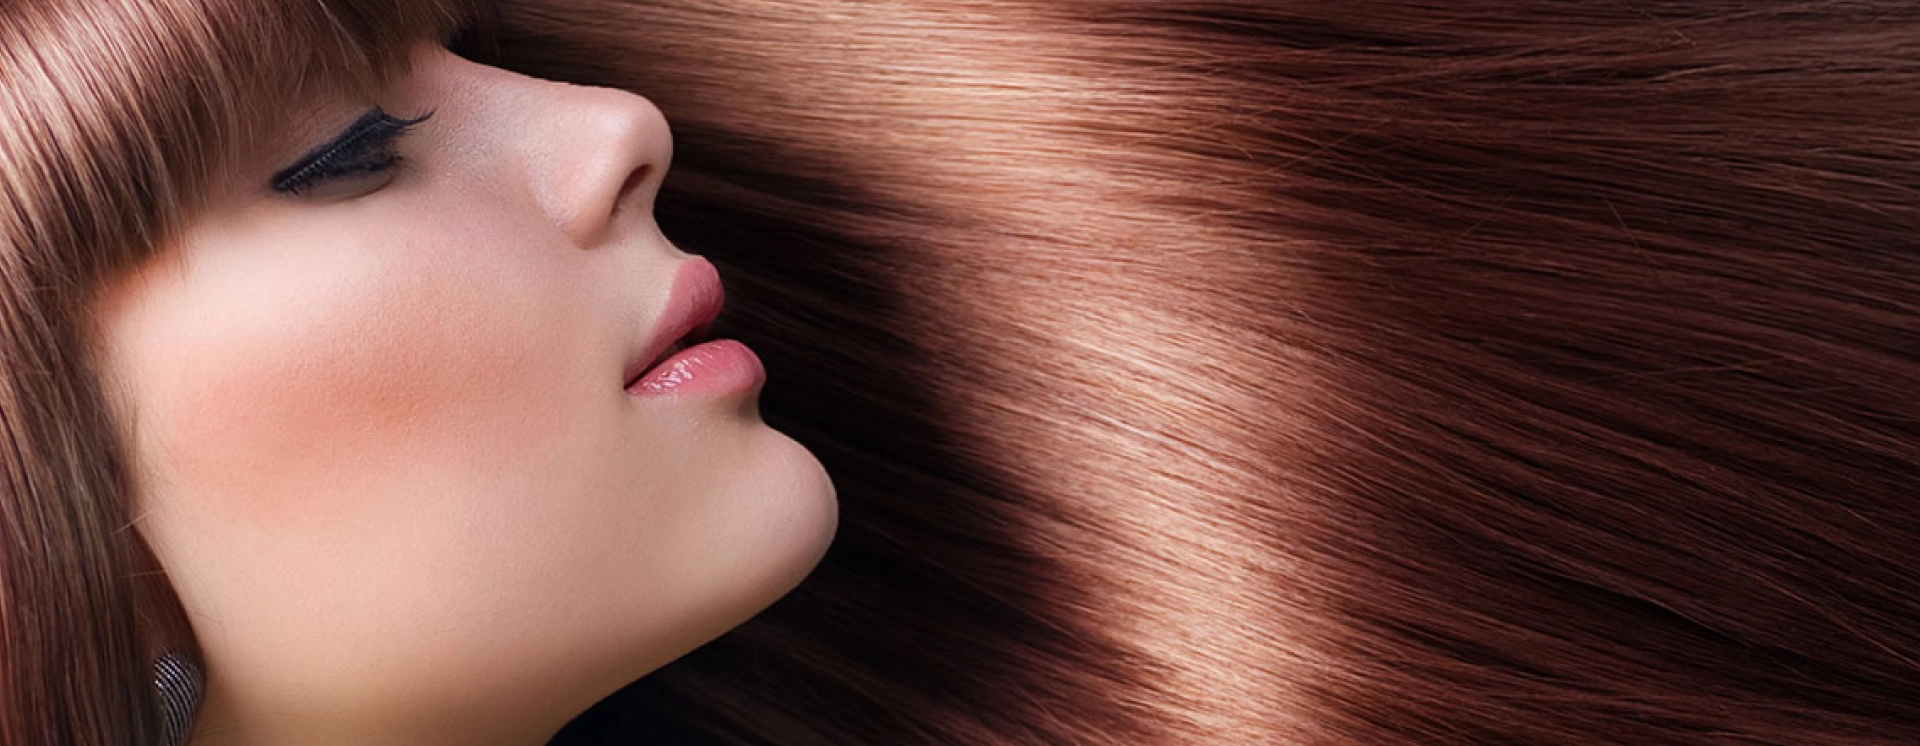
[676,422,838,654]
[739,422,839,602]
[539,421,839,707]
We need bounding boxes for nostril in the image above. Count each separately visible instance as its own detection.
[613,164,652,215]
[544,92,671,247]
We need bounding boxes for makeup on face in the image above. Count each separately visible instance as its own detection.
[271,107,434,198]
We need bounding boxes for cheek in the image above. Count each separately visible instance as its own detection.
[101,235,596,531]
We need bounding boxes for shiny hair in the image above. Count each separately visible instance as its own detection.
[5,0,1919,744]
[475,2,1920,745]
[0,1,469,742]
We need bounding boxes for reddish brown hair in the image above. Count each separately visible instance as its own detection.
[1,0,1914,743]
[479,2,1920,744]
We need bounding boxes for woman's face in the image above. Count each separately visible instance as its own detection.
[89,43,836,741]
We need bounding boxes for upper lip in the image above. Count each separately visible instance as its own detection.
[624,257,724,388]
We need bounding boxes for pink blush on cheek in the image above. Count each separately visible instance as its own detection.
[130,317,468,529]
[107,266,570,533]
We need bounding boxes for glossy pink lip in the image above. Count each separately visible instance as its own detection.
[627,338,765,397]
[623,258,725,391]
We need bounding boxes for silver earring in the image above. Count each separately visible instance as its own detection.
[152,650,203,746]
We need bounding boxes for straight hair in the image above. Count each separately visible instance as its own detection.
[469,2,1920,744]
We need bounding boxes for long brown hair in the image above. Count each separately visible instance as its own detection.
[6,0,1918,743]
[470,2,1920,744]
[0,2,469,743]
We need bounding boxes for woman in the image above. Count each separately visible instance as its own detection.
[7,1,1920,746]
[4,1,835,744]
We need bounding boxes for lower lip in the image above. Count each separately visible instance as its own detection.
[625,338,765,398]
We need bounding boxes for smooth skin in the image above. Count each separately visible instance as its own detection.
[89,43,837,746]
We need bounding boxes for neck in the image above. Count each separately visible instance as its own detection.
[181,679,583,746]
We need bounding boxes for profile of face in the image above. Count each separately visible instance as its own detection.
[88,42,837,743]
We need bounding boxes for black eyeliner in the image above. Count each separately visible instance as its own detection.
[271,107,433,194]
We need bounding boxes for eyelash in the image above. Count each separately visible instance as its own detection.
[271,108,434,196]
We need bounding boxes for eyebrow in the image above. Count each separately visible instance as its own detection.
[269,107,426,192]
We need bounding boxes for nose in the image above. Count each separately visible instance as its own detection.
[527,83,674,248]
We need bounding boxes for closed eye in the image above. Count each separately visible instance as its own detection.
[271,107,433,197]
